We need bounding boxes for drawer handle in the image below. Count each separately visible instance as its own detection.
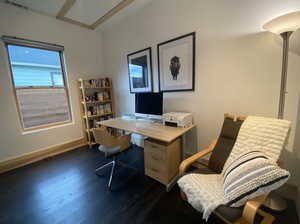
[151,156,160,161]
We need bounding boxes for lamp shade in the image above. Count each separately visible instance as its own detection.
[263,11,300,34]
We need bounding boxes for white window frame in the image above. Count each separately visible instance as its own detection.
[2,36,72,131]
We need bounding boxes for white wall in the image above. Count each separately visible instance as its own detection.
[102,0,300,186]
[0,3,104,161]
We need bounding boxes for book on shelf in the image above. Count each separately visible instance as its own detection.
[84,90,110,102]
[87,103,112,116]
[89,115,113,129]
[82,78,110,88]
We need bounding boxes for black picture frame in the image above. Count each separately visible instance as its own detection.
[127,47,153,93]
[157,32,196,92]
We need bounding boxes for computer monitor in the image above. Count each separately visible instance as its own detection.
[135,92,163,116]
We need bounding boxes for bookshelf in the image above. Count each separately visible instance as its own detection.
[78,78,114,147]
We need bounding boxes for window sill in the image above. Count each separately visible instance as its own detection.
[21,121,74,135]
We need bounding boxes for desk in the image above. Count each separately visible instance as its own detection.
[99,117,195,191]
[99,117,195,143]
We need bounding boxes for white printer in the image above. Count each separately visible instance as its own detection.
[162,112,193,128]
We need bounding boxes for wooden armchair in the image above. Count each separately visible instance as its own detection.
[179,114,275,224]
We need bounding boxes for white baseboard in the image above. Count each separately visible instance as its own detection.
[0,138,86,173]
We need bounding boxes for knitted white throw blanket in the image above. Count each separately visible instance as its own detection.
[177,116,291,220]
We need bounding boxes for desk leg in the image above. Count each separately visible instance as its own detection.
[166,175,179,192]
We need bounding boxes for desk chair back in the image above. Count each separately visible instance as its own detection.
[92,127,131,152]
[92,126,132,189]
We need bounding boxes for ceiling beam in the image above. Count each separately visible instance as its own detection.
[56,0,136,30]
[56,0,93,30]
[56,0,76,19]
[59,17,94,30]
[90,0,136,29]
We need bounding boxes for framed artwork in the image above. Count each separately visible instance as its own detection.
[127,47,153,93]
[157,32,195,92]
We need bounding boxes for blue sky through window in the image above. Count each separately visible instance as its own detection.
[7,45,64,87]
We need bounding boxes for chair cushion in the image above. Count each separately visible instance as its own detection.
[208,117,244,173]
[191,166,216,175]
[223,151,290,207]
[98,145,121,158]
[188,166,243,222]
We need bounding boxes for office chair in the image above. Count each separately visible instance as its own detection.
[92,126,132,188]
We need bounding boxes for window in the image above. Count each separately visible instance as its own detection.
[3,36,72,131]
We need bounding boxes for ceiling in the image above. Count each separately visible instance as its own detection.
[0,0,152,30]
[1,0,300,55]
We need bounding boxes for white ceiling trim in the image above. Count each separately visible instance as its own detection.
[90,0,135,29]
[56,0,76,19]
[55,0,136,30]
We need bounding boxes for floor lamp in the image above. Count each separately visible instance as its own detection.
[263,11,300,119]
[263,11,300,211]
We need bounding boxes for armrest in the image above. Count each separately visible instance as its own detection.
[179,139,217,176]
[239,194,268,224]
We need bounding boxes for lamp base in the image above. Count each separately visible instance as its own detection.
[264,192,287,212]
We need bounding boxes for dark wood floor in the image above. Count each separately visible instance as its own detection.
[0,146,299,224]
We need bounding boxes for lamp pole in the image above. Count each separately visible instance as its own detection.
[278,31,293,119]
[263,11,300,211]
